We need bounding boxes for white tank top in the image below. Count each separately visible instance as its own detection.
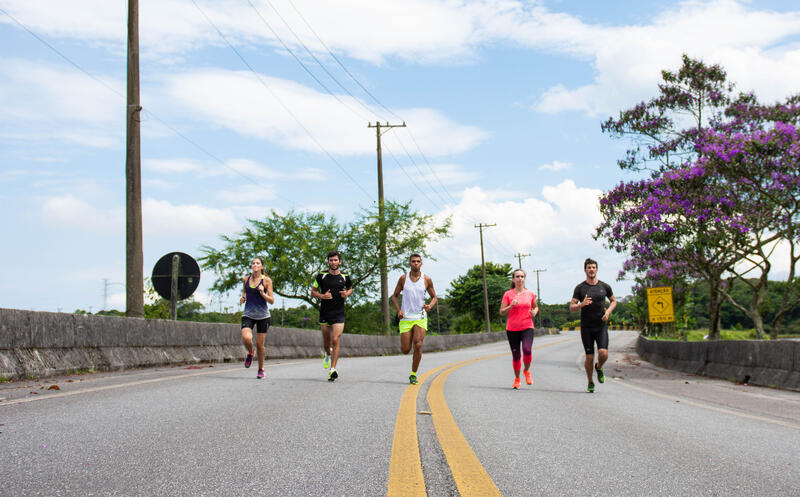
[401,272,427,320]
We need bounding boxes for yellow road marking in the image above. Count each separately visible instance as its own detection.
[427,353,507,497]
[387,338,574,497]
[1,362,301,406]
[387,363,455,497]
[427,339,572,497]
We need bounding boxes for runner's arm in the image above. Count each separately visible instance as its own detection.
[391,275,405,317]
[423,276,437,311]
[602,294,617,322]
[260,277,275,305]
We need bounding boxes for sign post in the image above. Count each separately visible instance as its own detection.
[151,252,201,320]
[647,286,675,324]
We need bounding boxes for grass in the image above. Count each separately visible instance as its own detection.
[647,329,800,341]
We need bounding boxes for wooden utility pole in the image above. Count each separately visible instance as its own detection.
[474,223,496,333]
[531,268,547,328]
[514,252,530,270]
[125,0,144,317]
[368,121,406,336]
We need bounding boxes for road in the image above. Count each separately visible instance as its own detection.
[1,331,799,496]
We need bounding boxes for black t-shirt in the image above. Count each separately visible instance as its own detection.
[572,280,614,328]
[313,272,352,313]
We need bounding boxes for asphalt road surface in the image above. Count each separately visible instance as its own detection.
[2,331,798,496]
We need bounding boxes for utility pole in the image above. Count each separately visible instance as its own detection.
[514,252,530,270]
[531,268,547,329]
[368,121,406,336]
[125,0,144,317]
[474,223,496,333]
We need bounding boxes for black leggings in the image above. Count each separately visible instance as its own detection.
[506,328,534,371]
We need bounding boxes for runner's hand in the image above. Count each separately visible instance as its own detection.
[239,295,246,305]
[339,289,348,298]
[322,290,333,300]
[397,310,405,319]
[511,298,518,307]
[582,295,592,307]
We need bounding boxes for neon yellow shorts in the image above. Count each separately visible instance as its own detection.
[399,318,427,334]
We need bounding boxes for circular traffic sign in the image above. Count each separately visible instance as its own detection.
[151,252,201,300]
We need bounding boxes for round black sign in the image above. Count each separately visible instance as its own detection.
[151,252,201,300]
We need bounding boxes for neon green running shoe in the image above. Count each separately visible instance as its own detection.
[587,382,595,393]
[595,364,605,383]
[322,353,331,369]
[409,372,418,385]
[328,368,338,382]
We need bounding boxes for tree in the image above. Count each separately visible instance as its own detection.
[448,262,512,324]
[199,201,451,308]
[602,54,734,173]
[598,55,800,339]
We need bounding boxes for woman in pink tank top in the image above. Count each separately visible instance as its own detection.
[499,269,538,389]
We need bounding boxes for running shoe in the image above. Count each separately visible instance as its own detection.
[328,368,338,382]
[244,352,253,368]
[322,353,331,370]
[256,369,265,379]
[595,363,605,383]
[587,382,595,393]
[409,372,418,385]
[513,377,521,389]
[524,370,532,385]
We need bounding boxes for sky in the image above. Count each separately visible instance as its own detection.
[2,0,800,313]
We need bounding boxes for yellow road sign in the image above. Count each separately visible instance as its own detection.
[647,286,674,323]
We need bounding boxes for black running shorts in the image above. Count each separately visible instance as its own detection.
[319,311,345,326]
[580,325,609,354]
[242,316,270,334]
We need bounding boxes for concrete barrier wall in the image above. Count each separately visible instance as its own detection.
[636,335,800,392]
[0,308,559,380]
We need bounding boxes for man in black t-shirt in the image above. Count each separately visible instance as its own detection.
[310,250,352,381]
[570,258,617,393]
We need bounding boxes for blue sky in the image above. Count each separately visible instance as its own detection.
[2,0,799,313]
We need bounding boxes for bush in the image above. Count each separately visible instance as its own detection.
[452,314,483,334]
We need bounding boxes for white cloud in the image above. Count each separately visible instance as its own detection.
[144,157,328,183]
[538,160,572,172]
[423,181,627,301]
[0,58,122,147]
[143,198,240,236]
[40,195,120,232]
[529,1,800,115]
[163,69,486,156]
[217,184,276,204]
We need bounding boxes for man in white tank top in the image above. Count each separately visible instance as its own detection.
[391,254,438,384]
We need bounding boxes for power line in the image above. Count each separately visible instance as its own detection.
[245,0,372,122]
[262,0,464,211]
[243,0,459,215]
[0,5,300,209]
[282,0,405,122]
[191,0,373,201]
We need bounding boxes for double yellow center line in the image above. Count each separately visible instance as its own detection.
[388,339,572,497]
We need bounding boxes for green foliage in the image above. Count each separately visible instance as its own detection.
[451,314,483,334]
[199,201,451,308]
[448,262,513,321]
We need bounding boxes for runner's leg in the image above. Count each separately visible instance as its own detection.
[506,330,523,379]
[400,327,413,354]
[330,322,344,369]
[521,328,534,372]
[411,325,426,373]
[255,321,268,370]
[241,326,254,355]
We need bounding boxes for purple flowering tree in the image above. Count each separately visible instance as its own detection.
[598,56,800,339]
[601,54,734,173]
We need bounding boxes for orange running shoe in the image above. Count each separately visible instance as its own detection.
[524,370,532,385]
[513,377,521,389]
